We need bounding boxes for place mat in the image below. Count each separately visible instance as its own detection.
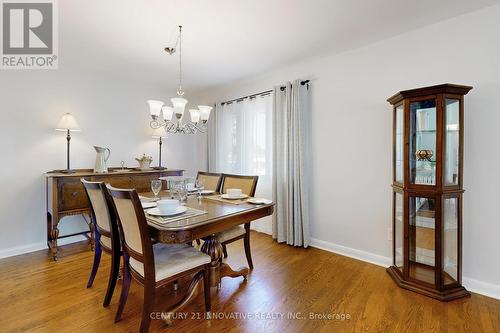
[203,194,251,205]
[139,195,159,203]
[145,207,207,226]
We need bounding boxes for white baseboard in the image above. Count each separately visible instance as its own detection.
[310,238,391,267]
[310,237,500,300]
[463,277,500,300]
[0,242,47,259]
[0,235,87,260]
[251,224,272,235]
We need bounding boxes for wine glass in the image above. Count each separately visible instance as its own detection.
[195,179,204,199]
[151,180,162,200]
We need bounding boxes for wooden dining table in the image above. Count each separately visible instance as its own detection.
[141,192,274,288]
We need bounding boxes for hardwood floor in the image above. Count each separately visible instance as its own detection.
[0,232,498,333]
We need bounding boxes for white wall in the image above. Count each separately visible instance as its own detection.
[196,5,500,297]
[0,67,207,257]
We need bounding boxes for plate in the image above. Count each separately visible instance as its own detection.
[146,206,187,217]
[248,198,273,205]
[221,193,249,200]
[141,202,157,209]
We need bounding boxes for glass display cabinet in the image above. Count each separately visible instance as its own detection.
[387,84,472,301]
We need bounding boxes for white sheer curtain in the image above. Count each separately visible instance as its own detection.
[210,93,274,232]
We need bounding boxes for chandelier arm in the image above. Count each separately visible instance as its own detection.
[167,122,177,133]
[190,122,207,133]
[186,123,194,134]
[150,119,166,129]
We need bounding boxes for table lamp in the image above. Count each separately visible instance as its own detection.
[152,127,167,170]
[55,113,80,173]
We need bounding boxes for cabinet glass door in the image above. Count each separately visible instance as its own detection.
[409,196,435,285]
[445,99,460,186]
[394,191,404,271]
[395,105,404,183]
[443,197,459,285]
[410,99,437,185]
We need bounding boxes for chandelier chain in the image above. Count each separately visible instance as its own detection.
[178,25,183,96]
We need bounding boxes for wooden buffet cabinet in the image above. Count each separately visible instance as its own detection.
[46,168,183,260]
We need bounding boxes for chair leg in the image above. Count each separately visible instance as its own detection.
[87,239,102,288]
[244,225,254,270]
[140,281,155,333]
[115,258,131,323]
[222,244,228,258]
[203,267,211,313]
[103,249,120,307]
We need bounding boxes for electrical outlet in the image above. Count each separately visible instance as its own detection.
[388,227,392,241]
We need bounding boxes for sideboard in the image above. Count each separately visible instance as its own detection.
[46,168,183,260]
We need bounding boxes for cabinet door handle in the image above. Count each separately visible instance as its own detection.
[72,191,78,197]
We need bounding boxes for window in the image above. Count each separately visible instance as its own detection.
[216,93,273,199]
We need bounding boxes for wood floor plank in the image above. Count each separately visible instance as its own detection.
[0,232,498,333]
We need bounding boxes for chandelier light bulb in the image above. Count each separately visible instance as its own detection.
[162,106,174,121]
[198,105,213,121]
[147,100,164,118]
[189,109,201,123]
[171,97,188,117]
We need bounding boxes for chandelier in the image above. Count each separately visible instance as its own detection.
[147,26,212,134]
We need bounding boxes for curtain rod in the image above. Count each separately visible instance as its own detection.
[220,80,310,105]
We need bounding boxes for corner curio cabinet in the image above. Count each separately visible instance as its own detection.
[386,84,472,301]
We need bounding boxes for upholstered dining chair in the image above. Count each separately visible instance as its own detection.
[81,178,121,308]
[106,185,211,333]
[194,171,223,246]
[196,171,223,192]
[217,174,259,269]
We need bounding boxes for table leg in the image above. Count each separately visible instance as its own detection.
[200,235,249,287]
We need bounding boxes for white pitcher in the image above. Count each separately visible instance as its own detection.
[94,146,111,173]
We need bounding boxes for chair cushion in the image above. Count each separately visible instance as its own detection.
[216,226,246,243]
[129,244,211,282]
[100,235,112,249]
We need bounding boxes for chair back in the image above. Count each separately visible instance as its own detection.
[221,174,259,197]
[197,171,223,192]
[106,185,154,276]
[81,178,118,248]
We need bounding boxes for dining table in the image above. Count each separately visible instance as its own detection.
[140,191,274,288]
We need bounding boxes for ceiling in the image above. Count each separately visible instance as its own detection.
[61,0,500,94]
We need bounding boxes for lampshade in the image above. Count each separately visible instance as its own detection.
[147,100,164,117]
[55,113,80,131]
[198,105,213,121]
[171,97,188,116]
[162,106,174,121]
[151,127,168,139]
[189,109,201,123]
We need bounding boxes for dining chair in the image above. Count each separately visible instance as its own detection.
[217,173,259,269]
[81,178,121,308]
[194,171,223,246]
[196,171,223,192]
[106,185,211,333]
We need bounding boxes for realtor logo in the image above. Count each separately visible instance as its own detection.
[1,0,58,69]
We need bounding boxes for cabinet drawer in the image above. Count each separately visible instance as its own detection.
[94,175,132,189]
[131,175,158,192]
[58,179,89,212]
